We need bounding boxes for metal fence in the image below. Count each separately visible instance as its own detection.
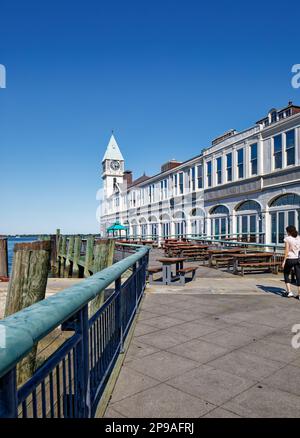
[0,243,149,418]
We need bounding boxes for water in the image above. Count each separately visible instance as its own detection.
[8,236,38,274]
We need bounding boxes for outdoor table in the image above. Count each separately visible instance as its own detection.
[207,248,244,267]
[157,257,186,285]
[231,252,273,274]
[141,240,154,245]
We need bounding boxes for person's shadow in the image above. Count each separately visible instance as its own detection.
[256,284,286,296]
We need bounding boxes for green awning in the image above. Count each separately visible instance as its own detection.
[107,222,128,232]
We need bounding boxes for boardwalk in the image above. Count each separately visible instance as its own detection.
[105,250,300,418]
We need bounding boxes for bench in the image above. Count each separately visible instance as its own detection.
[239,262,281,276]
[147,267,163,283]
[215,257,234,269]
[177,266,198,285]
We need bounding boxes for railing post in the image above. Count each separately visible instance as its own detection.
[0,368,18,418]
[115,277,123,353]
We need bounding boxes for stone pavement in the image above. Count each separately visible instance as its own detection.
[104,262,300,418]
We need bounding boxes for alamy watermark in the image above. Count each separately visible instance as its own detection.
[0,64,6,88]
[292,64,300,89]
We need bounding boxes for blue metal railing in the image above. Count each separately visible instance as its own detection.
[0,243,149,418]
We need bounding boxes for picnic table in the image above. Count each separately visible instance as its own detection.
[207,248,244,268]
[230,252,279,276]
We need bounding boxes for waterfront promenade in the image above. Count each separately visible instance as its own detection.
[104,250,300,418]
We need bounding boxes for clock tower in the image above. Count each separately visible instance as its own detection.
[102,134,125,198]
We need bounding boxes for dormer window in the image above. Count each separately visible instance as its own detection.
[271,111,277,124]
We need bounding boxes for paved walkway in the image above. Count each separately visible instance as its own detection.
[105,256,300,418]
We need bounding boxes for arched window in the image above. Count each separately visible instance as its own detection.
[210,205,229,215]
[209,205,229,239]
[270,194,300,208]
[173,211,186,239]
[236,200,261,212]
[235,200,262,242]
[269,194,300,244]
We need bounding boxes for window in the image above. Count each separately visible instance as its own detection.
[286,129,295,166]
[250,143,258,175]
[179,173,184,194]
[273,134,282,169]
[149,184,155,203]
[160,179,168,200]
[226,153,232,182]
[173,174,178,195]
[207,161,212,187]
[190,167,196,191]
[270,194,300,244]
[216,157,222,184]
[197,165,203,188]
[271,111,277,123]
[237,148,244,179]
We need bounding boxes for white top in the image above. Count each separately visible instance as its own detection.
[284,235,300,259]
[102,134,124,162]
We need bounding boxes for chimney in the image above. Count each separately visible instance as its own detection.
[161,160,182,173]
[123,170,133,186]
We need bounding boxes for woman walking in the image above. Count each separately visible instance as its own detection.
[282,225,300,298]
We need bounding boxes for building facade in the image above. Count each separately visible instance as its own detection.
[100,102,300,245]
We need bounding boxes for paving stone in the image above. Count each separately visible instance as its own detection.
[124,339,161,363]
[110,367,160,403]
[207,350,284,380]
[262,365,300,396]
[169,321,219,338]
[167,364,256,405]
[200,328,255,349]
[239,339,299,363]
[127,350,199,381]
[168,338,231,363]
[141,315,187,330]
[223,384,300,418]
[103,407,127,418]
[201,407,241,418]
[137,327,199,349]
[110,384,215,418]
[133,322,161,337]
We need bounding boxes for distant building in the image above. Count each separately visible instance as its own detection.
[100,102,300,245]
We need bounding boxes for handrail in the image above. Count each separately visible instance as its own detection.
[0,244,149,380]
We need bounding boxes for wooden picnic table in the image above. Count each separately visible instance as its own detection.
[231,252,274,275]
[141,240,154,245]
[207,248,244,267]
[157,257,186,285]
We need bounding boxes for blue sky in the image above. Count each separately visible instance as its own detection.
[1,0,300,234]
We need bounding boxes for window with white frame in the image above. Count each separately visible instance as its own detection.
[179,172,184,194]
[237,148,244,179]
[273,134,282,169]
[250,143,258,175]
[216,157,222,185]
[173,174,178,195]
[226,153,232,182]
[207,161,212,187]
[160,179,168,200]
[190,167,196,191]
[197,164,203,188]
[286,129,295,166]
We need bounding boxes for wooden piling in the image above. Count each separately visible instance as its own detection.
[4,241,51,384]
[90,239,115,315]
[64,236,75,278]
[0,238,8,278]
[55,235,62,277]
[84,236,94,278]
[60,236,67,277]
[72,236,82,278]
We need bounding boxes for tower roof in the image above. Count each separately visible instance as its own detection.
[102,134,124,162]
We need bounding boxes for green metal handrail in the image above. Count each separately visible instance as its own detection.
[0,244,149,379]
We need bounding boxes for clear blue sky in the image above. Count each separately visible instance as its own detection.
[1,0,300,234]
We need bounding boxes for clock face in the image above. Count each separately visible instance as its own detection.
[110,160,120,171]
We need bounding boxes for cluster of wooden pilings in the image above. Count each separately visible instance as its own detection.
[52,231,115,278]
[1,232,116,384]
